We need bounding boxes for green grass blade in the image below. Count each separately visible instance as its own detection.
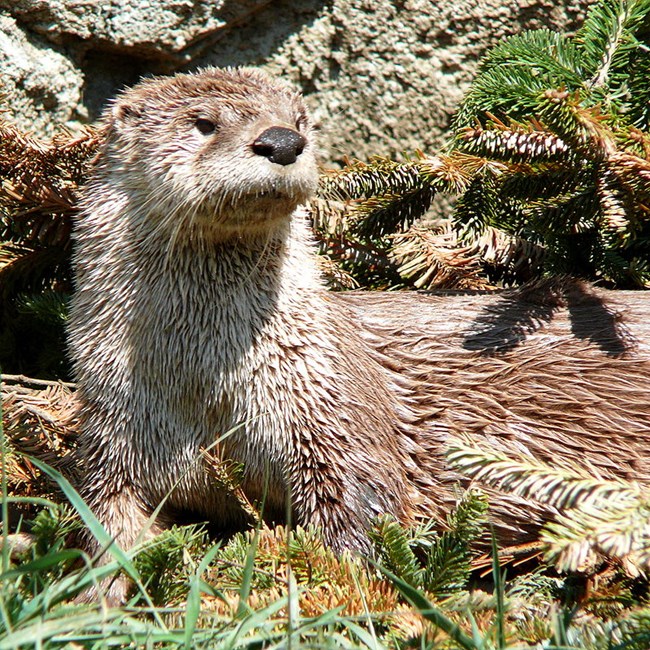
[339,618,387,649]
[28,457,168,627]
[466,609,485,650]
[276,607,349,650]
[375,562,478,650]
[351,568,381,649]
[0,611,125,650]
[12,559,126,624]
[236,527,260,619]
[0,549,82,579]
[184,542,223,650]
[4,496,66,509]
[287,566,299,648]
[491,530,506,649]
[38,559,122,605]
[224,597,289,648]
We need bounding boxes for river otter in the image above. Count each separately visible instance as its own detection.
[69,67,650,604]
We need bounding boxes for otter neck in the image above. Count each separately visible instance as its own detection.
[138,211,324,309]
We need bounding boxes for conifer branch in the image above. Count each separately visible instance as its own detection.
[589,1,632,88]
[459,126,571,164]
[390,224,492,290]
[446,439,640,511]
[578,0,650,90]
[319,157,427,201]
[447,438,650,573]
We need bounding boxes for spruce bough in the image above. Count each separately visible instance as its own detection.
[319,0,650,289]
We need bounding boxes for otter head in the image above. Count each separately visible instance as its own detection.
[99,67,319,240]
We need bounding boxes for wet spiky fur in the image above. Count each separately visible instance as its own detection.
[69,68,429,602]
[69,67,650,604]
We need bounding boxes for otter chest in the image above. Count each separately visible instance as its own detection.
[124,246,297,477]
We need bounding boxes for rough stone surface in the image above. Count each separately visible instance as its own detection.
[0,0,273,57]
[0,13,84,136]
[1,0,591,160]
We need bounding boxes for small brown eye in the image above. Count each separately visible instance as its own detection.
[195,118,216,135]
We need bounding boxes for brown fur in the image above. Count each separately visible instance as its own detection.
[69,68,650,604]
[340,281,650,537]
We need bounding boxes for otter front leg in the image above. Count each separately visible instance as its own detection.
[288,450,415,555]
[289,476,384,555]
[76,481,161,605]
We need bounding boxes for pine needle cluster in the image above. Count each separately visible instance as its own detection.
[0,121,98,282]
[447,438,650,576]
[369,489,489,597]
[0,121,101,376]
[318,0,650,289]
[1,376,78,505]
[316,153,503,289]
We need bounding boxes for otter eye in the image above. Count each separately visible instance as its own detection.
[195,118,216,135]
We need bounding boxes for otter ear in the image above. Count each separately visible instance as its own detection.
[112,101,142,125]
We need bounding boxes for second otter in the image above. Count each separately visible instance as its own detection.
[69,67,650,603]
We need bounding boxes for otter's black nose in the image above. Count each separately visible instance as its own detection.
[252,126,307,166]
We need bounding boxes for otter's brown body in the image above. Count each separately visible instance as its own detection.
[69,68,650,603]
